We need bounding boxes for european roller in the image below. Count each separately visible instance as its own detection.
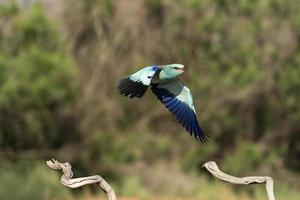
[117,64,208,143]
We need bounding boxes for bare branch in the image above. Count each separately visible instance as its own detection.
[46,159,275,200]
[202,161,275,200]
[46,159,117,200]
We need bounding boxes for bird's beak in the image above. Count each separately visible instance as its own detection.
[183,66,188,71]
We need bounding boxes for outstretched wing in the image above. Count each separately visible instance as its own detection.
[118,66,158,98]
[151,80,208,143]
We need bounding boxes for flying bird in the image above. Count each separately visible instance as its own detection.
[117,64,208,143]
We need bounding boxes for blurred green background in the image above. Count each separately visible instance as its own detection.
[0,0,299,199]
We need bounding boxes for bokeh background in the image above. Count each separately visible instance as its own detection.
[0,0,299,199]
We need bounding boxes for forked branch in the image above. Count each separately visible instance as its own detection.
[202,161,275,200]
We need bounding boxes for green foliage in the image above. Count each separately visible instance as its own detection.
[279,64,300,123]
[0,2,79,150]
[223,142,263,175]
[1,3,60,55]
[0,163,72,200]
[0,47,76,108]
[116,175,150,199]
[80,131,173,175]
[145,0,164,20]
[180,140,219,172]
[0,1,19,18]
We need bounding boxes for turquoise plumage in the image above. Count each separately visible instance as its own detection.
[118,64,208,143]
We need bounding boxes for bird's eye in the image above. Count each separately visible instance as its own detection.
[174,67,180,70]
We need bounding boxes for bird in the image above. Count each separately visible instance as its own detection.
[117,64,208,143]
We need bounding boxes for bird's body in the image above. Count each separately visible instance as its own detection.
[118,64,208,143]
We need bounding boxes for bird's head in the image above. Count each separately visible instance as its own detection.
[159,63,186,80]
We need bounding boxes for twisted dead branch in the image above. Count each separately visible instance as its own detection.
[46,159,116,200]
[202,161,275,200]
[46,159,275,200]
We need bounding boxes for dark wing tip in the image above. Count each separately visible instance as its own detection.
[194,128,209,144]
[182,108,209,144]
[117,77,148,98]
[151,85,209,143]
[165,97,209,143]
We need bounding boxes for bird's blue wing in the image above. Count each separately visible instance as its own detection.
[151,80,208,143]
[118,66,158,98]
